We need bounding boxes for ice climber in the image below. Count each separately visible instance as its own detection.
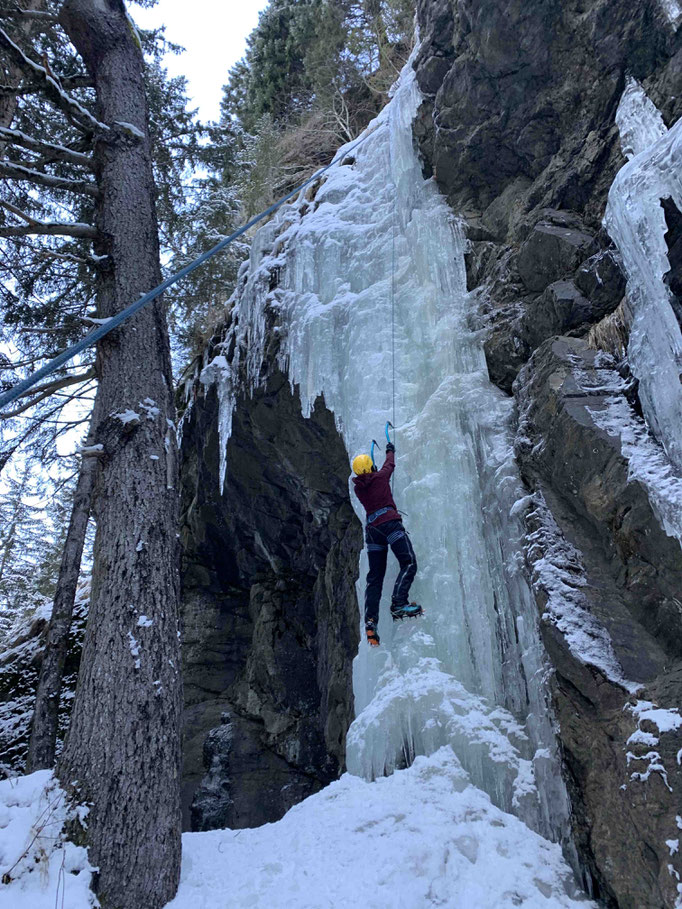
[352,441,422,647]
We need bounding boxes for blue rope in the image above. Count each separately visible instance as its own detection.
[0,129,375,413]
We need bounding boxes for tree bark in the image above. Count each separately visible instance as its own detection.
[55,2,182,908]
[26,408,100,772]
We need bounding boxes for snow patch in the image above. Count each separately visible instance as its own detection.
[112,409,140,426]
[139,398,160,420]
[127,631,141,669]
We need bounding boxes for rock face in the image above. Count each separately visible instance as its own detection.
[413,2,682,906]
[515,338,682,908]
[414,0,681,392]
[179,368,362,831]
[0,594,87,775]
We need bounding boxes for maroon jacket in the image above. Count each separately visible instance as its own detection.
[352,451,401,527]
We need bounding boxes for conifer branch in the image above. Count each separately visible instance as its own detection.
[0,25,109,135]
[0,158,98,195]
[0,126,94,168]
[0,200,98,238]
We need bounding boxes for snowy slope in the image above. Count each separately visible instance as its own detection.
[168,748,589,909]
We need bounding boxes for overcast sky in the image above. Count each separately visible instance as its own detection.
[133,0,270,121]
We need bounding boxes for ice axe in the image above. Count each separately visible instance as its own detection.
[385,421,394,445]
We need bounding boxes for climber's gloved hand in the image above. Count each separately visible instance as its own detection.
[386,442,395,453]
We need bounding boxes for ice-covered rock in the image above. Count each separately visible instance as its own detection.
[605,79,682,470]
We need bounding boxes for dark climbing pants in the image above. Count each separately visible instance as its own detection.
[364,519,417,626]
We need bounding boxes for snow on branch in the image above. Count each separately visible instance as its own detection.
[0,25,110,135]
[0,159,98,196]
[0,200,97,239]
[0,126,94,169]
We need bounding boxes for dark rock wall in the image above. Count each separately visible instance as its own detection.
[415,0,682,393]
[413,2,682,906]
[179,369,361,831]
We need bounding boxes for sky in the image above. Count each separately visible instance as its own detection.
[133,0,271,121]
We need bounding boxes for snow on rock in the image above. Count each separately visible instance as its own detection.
[624,699,682,794]
[524,492,640,694]
[0,770,94,909]
[0,589,88,774]
[573,349,682,546]
[658,0,682,27]
[167,747,591,909]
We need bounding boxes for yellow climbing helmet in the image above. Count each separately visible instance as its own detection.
[352,454,373,476]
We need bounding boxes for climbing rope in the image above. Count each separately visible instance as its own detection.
[0,128,376,413]
[391,169,397,437]
[388,111,398,481]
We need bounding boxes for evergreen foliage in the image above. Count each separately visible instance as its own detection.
[0,0,200,638]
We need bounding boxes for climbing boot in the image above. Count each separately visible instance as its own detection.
[390,602,423,622]
[365,621,380,647]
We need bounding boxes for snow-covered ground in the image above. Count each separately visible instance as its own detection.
[170,748,590,909]
[0,753,591,909]
[0,770,94,909]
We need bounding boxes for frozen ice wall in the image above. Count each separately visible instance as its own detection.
[605,78,682,469]
[201,54,572,848]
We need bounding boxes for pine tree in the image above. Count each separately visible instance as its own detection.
[1,2,186,905]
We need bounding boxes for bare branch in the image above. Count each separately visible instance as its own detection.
[0,127,94,168]
[0,367,96,417]
[33,246,104,267]
[0,201,97,238]
[0,26,110,135]
[0,197,37,222]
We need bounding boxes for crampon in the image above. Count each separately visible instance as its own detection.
[365,621,380,647]
[390,602,424,622]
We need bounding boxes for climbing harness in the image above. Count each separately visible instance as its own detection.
[0,127,377,413]
[366,506,391,526]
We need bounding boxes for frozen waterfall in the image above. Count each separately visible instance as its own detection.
[201,53,574,858]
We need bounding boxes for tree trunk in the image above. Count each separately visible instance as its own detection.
[26,409,100,772]
[55,2,182,908]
